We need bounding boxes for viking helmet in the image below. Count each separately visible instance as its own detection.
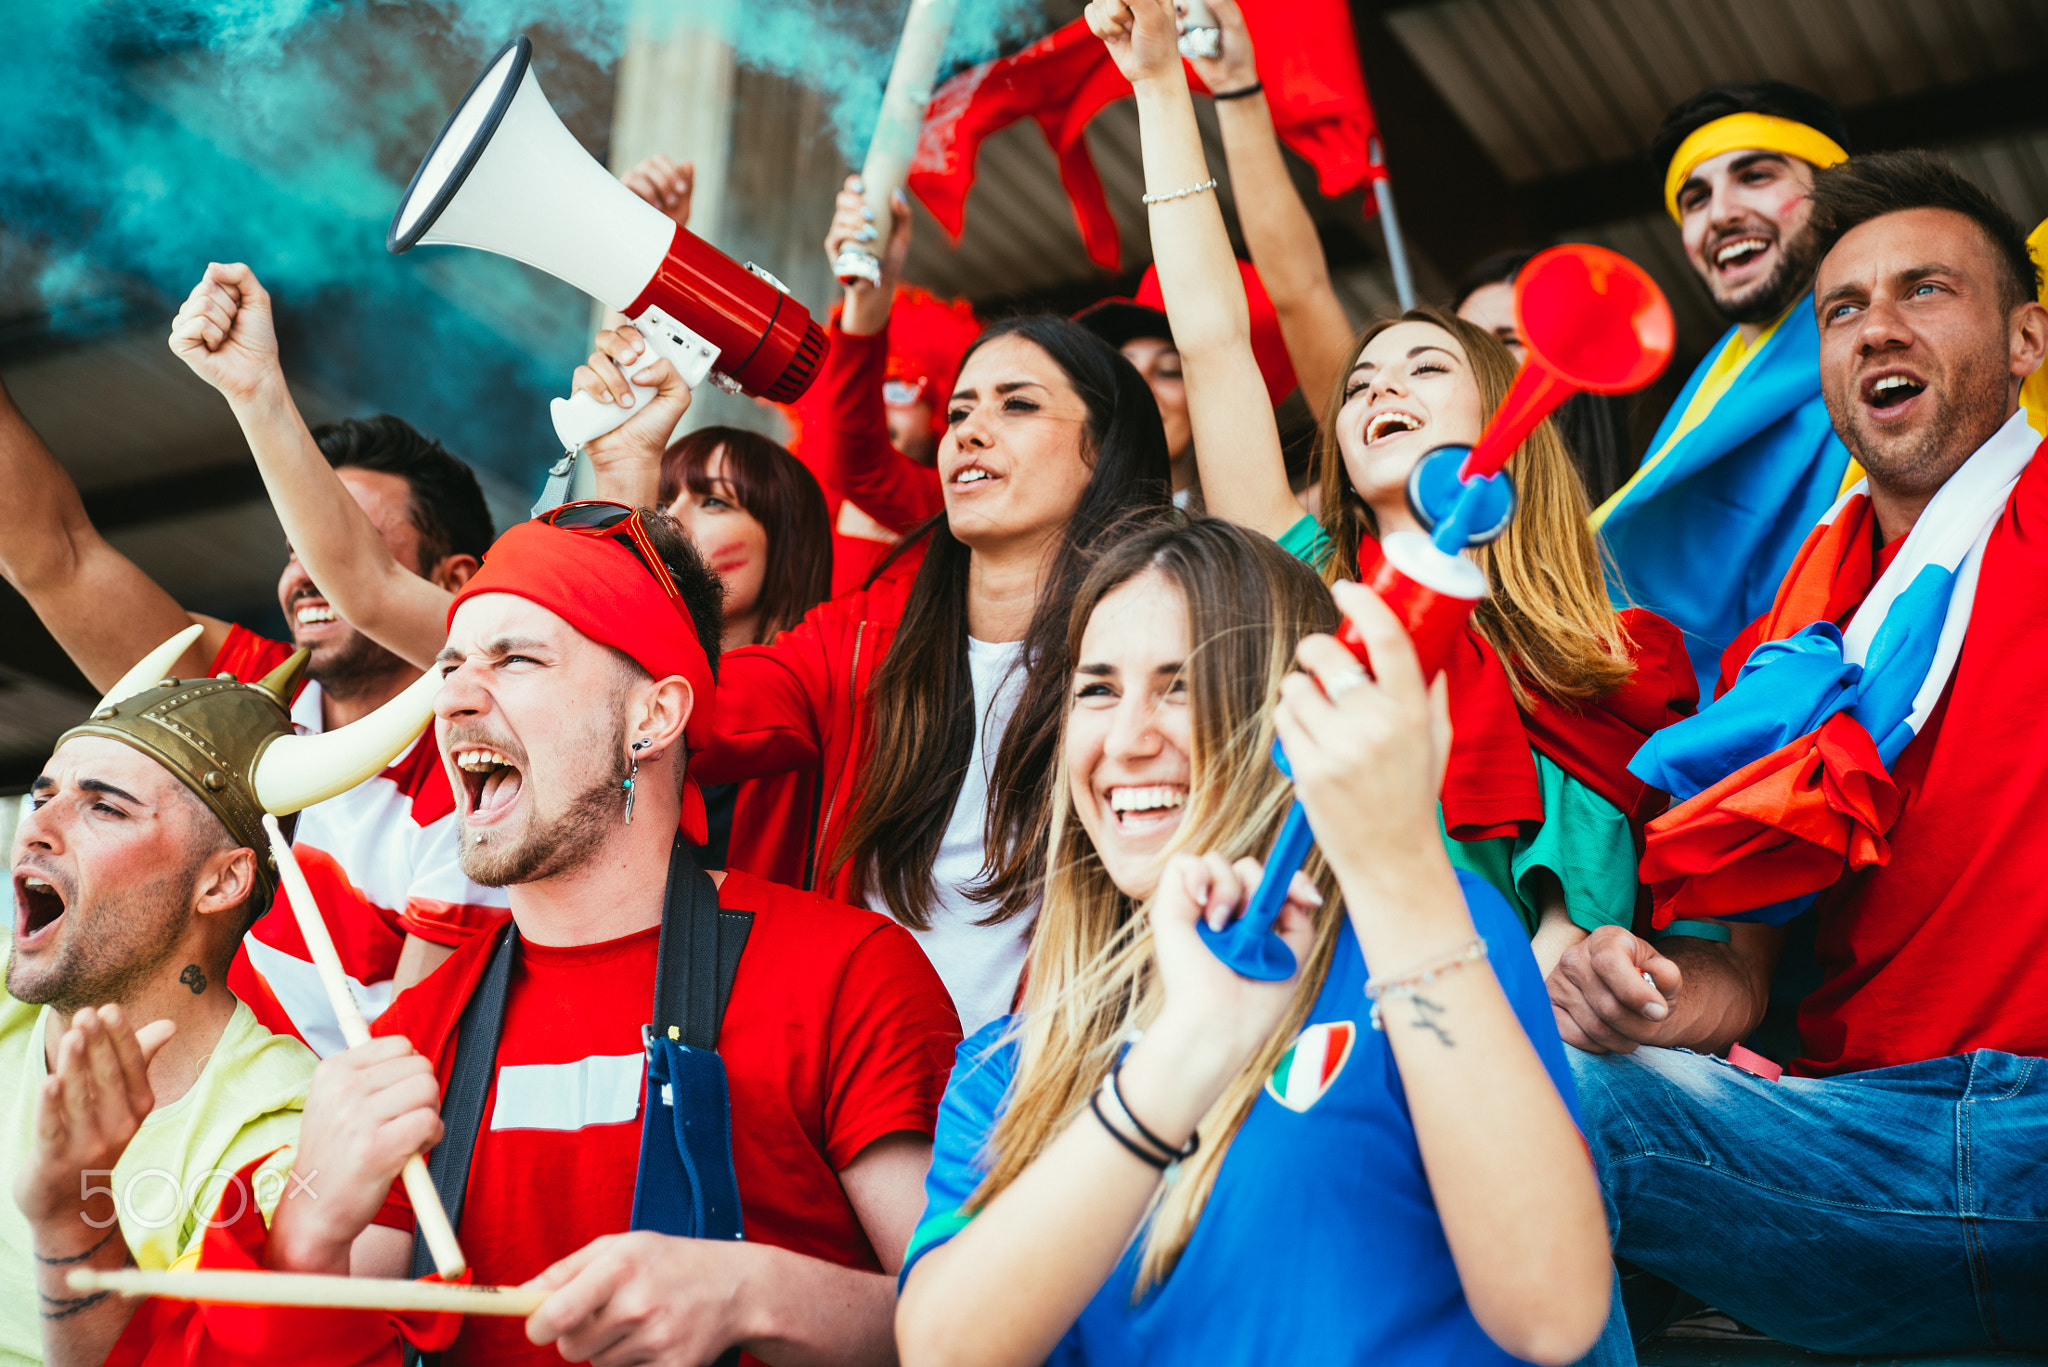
[53,624,443,901]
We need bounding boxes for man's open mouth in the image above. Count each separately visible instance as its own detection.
[1863,371,1928,419]
[453,745,525,821]
[1712,235,1772,273]
[14,871,67,942]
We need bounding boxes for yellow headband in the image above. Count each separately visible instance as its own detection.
[1663,113,1848,220]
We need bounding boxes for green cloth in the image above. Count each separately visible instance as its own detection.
[1276,513,1334,571]
[1440,748,1638,939]
[1271,512,1637,940]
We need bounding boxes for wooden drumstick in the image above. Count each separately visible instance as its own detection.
[261,815,467,1279]
[68,1267,541,1317]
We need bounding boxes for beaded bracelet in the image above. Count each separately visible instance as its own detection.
[1142,177,1218,206]
[1364,937,1488,1031]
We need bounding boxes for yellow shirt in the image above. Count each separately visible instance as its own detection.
[0,946,314,1367]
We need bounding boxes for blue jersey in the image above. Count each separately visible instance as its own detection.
[903,871,1583,1366]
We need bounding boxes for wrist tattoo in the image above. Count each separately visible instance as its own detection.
[34,1226,118,1265]
[39,1291,111,1319]
[1405,995,1456,1047]
[180,963,208,994]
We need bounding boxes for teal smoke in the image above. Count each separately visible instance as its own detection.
[0,0,1038,492]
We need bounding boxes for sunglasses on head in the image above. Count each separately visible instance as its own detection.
[537,501,681,604]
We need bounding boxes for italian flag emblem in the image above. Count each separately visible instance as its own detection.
[1264,1021,1357,1112]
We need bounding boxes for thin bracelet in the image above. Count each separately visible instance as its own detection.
[1109,1054,1200,1163]
[1090,1090,1169,1169]
[1365,937,1488,1031]
[1141,177,1218,206]
[1213,82,1262,101]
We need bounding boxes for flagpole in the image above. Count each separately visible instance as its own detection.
[834,0,961,285]
[1369,138,1417,310]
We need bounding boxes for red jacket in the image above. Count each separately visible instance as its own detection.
[697,569,917,902]
[790,323,943,597]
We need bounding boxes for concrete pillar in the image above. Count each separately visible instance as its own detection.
[604,30,847,447]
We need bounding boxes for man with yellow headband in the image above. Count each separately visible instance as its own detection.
[1594,82,1858,698]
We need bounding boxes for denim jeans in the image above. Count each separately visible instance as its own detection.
[1572,1045,2048,1357]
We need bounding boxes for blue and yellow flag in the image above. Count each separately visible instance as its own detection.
[1594,293,1853,698]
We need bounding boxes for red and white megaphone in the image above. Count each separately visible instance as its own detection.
[1346,243,1675,678]
[388,36,828,450]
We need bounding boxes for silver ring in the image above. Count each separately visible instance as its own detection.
[1324,669,1370,703]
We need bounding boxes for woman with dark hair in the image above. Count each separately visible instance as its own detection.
[583,312,1174,1032]
[1455,250,1640,506]
[656,425,833,651]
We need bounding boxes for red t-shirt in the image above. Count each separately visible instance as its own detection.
[369,870,961,1365]
[211,625,509,1056]
[1716,458,2048,1076]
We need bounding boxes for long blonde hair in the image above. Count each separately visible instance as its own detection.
[1314,306,1633,707]
[968,517,1343,1292]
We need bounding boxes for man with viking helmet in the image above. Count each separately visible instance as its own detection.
[0,351,509,1060]
[3,627,442,1367]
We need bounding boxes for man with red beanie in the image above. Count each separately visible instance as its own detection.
[226,506,960,1366]
[796,180,983,594]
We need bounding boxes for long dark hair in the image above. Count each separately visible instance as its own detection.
[657,426,832,644]
[835,314,1173,928]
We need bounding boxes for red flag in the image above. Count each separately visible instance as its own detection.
[908,2,1380,271]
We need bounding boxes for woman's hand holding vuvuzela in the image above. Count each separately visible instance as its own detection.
[1273,578,1611,1364]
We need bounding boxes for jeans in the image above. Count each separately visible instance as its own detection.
[1572,1046,2048,1357]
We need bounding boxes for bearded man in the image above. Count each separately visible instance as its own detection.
[1553,152,2048,1355]
[227,506,960,1367]
[0,349,509,1057]
[1593,81,1859,701]
[4,633,443,1367]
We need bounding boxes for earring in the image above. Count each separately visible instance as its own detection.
[624,739,653,823]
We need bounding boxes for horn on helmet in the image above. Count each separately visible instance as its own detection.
[251,664,444,816]
[95,624,205,713]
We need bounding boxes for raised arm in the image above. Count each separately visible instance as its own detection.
[1188,0,1357,413]
[1097,0,1301,541]
[806,178,945,531]
[169,264,453,670]
[0,377,223,689]
[1279,583,1609,1364]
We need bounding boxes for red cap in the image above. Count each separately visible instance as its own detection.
[883,285,982,437]
[1136,260,1298,406]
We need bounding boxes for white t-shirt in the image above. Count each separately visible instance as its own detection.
[872,637,1037,1036]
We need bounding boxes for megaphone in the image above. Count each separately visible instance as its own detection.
[389,36,829,449]
[1201,244,1674,983]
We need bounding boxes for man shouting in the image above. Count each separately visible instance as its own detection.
[242,506,961,1366]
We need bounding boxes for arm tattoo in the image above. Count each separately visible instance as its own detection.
[180,963,208,994]
[34,1226,118,1265]
[1405,995,1455,1048]
[39,1291,111,1320]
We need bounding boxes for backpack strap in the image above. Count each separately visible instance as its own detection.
[654,836,752,1051]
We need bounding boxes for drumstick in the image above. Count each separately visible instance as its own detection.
[261,815,468,1280]
[67,1268,542,1317]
